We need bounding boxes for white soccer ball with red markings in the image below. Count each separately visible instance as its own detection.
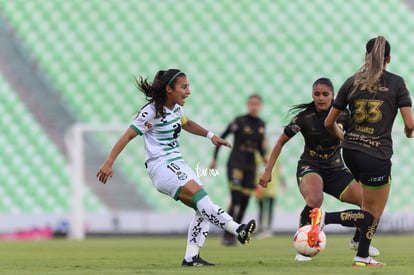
[293,225,326,257]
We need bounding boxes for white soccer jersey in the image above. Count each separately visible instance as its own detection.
[130,102,187,164]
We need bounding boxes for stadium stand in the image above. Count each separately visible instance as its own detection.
[0,74,104,213]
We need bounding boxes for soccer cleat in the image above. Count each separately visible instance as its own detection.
[181,255,215,266]
[352,256,385,267]
[236,219,256,244]
[349,240,380,257]
[308,208,325,247]
[294,253,312,262]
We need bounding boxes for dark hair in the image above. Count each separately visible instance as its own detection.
[288,77,334,114]
[366,37,390,58]
[248,94,263,102]
[353,36,390,93]
[136,69,185,117]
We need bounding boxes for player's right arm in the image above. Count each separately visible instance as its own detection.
[98,105,153,184]
[97,127,138,184]
[259,133,290,188]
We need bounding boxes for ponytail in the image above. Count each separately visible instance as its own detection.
[136,69,185,117]
[352,36,390,93]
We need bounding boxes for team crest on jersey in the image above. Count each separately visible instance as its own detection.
[144,121,152,129]
[176,171,188,180]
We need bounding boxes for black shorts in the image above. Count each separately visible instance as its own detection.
[296,163,355,200]
[227,165,256,193]
[343,149,391,188]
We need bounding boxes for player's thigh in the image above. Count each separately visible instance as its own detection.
[227,165,244,190]
[241,169,256,196]
[323,168,362,206]
[340,180,362,207]
[148,161,202,202]
[362,185,390,222]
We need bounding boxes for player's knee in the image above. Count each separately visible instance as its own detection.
[305,196,323,208]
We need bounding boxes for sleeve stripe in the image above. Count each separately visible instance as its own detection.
[130,124,143,135]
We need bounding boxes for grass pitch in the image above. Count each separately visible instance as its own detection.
[0,234,412,274]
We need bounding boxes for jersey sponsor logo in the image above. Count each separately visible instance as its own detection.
[243,125,253,134]
[368,174,386,183]
[347,132,381,147]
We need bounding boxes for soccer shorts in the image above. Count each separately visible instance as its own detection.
[296,163,355,200]
[227,165,256,193]
[146,160,202,200]
[343,148,391,188]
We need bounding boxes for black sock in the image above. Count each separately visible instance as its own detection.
[257,200,264,229]
[357,221,378,258]
[325,209,373,227]
[353,228,360,242]
[235,194,250,223]
[224,190,242,238]
[299,205,313,227]
[267,197,274,229]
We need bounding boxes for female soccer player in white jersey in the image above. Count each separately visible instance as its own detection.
[97,69,256,266]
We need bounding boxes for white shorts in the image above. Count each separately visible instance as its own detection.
[146,160,202,200]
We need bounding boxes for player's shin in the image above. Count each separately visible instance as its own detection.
[184,211,210,261]
[357,222,378,258]
[324,209,373,227]
[193,190,239,235]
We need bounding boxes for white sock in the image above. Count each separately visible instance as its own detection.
[196,195,240,233]
[184,243,199,262]
[224,220,240,235]
[184,211,209,261]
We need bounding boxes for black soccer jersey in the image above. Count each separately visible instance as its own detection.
[284,104,349,169]
[214,114,266,171]
[333,70,412,160]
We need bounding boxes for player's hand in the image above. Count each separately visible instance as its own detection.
[211,135,232,148]
[259,170,272,188]
[405,127,413,138]
[97,161,113,184]
[209,159,217,170]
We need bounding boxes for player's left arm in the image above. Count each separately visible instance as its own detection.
[182,118,232,148]
[400,106,414,138]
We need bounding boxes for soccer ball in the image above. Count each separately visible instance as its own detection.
[293,225,326,257]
